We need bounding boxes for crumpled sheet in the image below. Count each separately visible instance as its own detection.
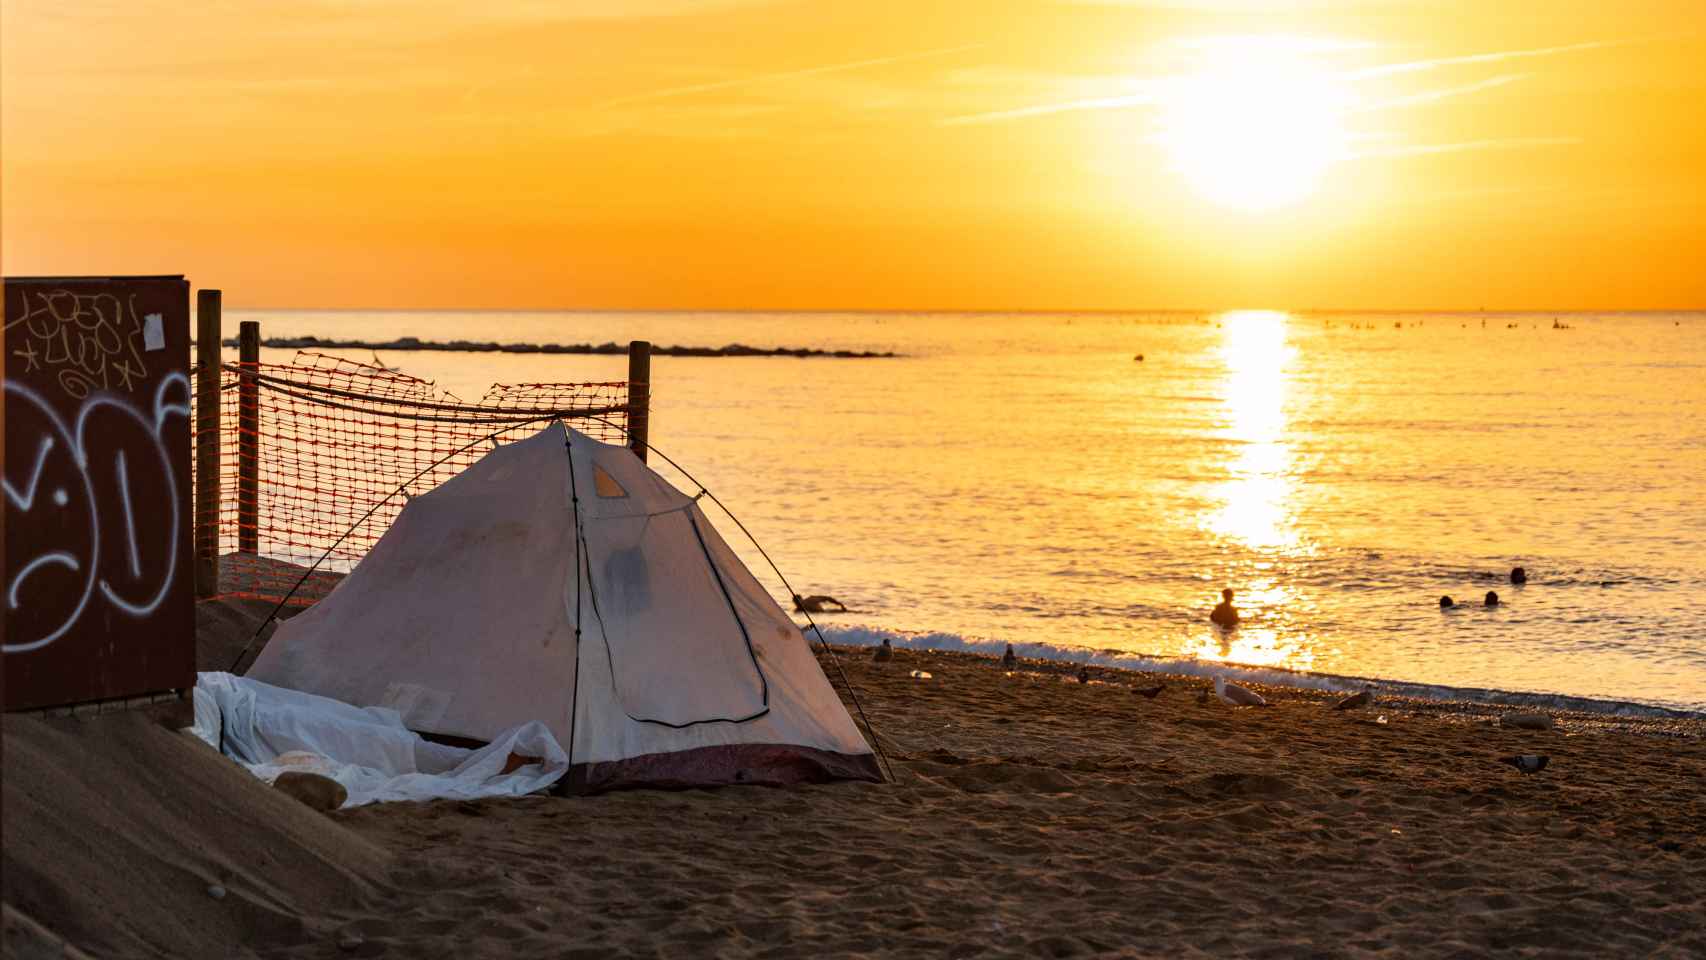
[190,672,568,808]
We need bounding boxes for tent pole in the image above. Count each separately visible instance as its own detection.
[564,427,584,788]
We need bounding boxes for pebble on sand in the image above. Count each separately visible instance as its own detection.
[1501,713,1554,730]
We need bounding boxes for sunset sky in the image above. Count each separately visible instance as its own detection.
[2,1,1702,311]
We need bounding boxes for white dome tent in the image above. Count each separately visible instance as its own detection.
[247,422,882,792]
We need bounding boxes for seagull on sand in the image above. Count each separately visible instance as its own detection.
[1133,683,1165,699]
[873,639,893,662]
[1501,755,1549,775]
[1214,676,1269,707]
[1002,644,1017,670]
[1333,690,1372,711]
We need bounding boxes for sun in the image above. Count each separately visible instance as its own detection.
[1155,38,1355,212]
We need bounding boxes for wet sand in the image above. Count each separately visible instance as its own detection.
[6,645,1705,958]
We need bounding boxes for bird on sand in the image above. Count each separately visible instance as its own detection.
[1333,690,1372,711]
[873,639,892,662]
[1501,755,1549,775]
[1133,683,1165,699]
[1214,676,1269,707]
[1075,667,1090,684]
[1001,644,1017,670]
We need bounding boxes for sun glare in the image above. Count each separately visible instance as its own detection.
[1156,38,1354,212]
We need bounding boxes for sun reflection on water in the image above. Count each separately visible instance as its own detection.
[1203,310,1299,549]
[1191,310,1318,670]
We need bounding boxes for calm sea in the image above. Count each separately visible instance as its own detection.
[229,309,1706,713]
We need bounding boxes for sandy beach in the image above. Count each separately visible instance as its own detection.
[6,641,1703,959]
[7,0,1705,954]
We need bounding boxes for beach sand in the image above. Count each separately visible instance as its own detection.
[5,644,1705,958]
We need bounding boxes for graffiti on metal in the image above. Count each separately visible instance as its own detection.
[4,286,162,399]
[4,373,190,651]
[4,276,195,711]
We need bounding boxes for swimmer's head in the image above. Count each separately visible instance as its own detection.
[1222,588,1234,602]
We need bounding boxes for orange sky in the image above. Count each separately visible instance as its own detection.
[3,1,1702,311]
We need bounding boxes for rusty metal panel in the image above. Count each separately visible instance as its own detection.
[3,276,195,710]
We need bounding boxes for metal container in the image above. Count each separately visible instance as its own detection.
[4,275,194,710]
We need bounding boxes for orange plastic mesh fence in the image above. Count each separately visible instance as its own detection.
[193,351,630,606]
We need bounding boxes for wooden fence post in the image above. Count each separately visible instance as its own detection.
[238,320,260,554]
[627,340,651,462]
[194,290,222,598]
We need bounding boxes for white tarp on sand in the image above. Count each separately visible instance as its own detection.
[191,672,568,808]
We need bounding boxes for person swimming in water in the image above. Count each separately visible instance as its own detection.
[1210,588,1240,628]
[1510,566,1528,585]
[1440,595,1455,609]
[1484,590,1500,607]
[793,594,848,614]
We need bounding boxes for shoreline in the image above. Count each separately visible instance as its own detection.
[194,578,1705,724]
[810,627,1706,730]
[824,644,1706,742]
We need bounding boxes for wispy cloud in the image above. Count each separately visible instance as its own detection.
[594,44,981,109]
[1356,73,1527,112]
[1347,40,1614,79]
[942,38,1613,127]
[943,91,1158,126]
[1353,137,1582,159]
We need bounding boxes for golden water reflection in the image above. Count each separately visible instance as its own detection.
[1191,311,1316,670]
[1202,310,1299,549]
